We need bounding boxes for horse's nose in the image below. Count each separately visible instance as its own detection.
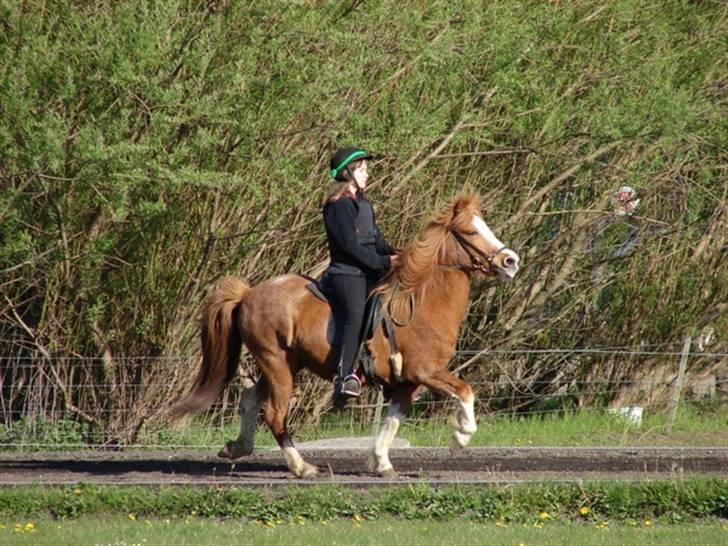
[504,255,517,269]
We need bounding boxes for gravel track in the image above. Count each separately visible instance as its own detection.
[1,446,725,487]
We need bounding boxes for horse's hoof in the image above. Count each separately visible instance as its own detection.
[450,431,470,451]
[218,442,252,460]
[379,467,398,479]
[298,463,319,479]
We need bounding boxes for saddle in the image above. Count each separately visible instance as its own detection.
[305,276,403,385]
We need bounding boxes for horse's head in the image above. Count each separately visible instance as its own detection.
[443,194,520,279]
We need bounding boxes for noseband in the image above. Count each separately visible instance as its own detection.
[450,229,508,275]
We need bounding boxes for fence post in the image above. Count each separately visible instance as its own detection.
[667,335,691,433]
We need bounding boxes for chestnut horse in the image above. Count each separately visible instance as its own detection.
[171,193,519,478]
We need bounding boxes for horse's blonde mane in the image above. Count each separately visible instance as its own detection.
[378,193,480,320]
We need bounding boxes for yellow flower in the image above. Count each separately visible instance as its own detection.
[25,523,34,530]
[0,524,5,529]
[73,488,81,495]
[579,506,590,516]
[495,518,507,528]
[644,519,653,527]
[538,511,550,520]
[128,513,136,521]
[533,521,544,529]
[353,514,362,523]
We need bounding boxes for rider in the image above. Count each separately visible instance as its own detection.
[322,147,398,403]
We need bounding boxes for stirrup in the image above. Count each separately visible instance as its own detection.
[341,374,361,397]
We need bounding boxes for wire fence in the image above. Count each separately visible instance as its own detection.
[1,344,726,451]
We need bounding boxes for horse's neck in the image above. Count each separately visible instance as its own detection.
[415,269,471,337]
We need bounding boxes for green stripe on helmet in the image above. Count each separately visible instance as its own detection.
[330,150,368,179]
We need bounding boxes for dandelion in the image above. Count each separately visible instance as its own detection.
[538,511,550,521]
[128,513,136,521]
[495,518,507,528]
[579,506,590,516]
[264,521,276,528]
[352,514,362,523]
[320,520,328,526]
[533,521,544,529]
[73,488,81,495]
[644,519,653,527]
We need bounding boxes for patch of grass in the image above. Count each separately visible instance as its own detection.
[2,515,727,546]
[0,480,725,522]
[401,403,728,447]
[3,402,725,450]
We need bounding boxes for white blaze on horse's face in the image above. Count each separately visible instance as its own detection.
[472,214,520,279]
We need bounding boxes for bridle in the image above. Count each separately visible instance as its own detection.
[387,227,511,325]
[449,229,509,275]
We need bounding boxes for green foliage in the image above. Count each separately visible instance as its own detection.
[1,0,725,433]
[0,480,726,522]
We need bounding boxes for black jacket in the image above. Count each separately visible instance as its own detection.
[323,192,395,278]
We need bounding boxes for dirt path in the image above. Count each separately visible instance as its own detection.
[1,446,725,486]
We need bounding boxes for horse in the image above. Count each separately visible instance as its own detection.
[171,193,520,478]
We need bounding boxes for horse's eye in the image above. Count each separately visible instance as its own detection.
[463,230,478,237]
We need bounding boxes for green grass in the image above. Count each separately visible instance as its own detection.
[154,401,728,449]
[4,403,725,450]
[2,481,726,521]
[3,516,727,546]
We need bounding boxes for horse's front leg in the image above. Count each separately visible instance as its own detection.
[419,370,477,451]
[368,384,417,477]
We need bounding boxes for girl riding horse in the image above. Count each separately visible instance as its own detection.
[322,147,399,405]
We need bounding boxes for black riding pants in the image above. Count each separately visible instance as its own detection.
[328,273,368,379]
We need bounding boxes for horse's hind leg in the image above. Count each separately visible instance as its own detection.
[367,384,417,477]
[219,376,267,459]
[259,353,318,479]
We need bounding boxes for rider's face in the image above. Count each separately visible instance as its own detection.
[352,161,369,190]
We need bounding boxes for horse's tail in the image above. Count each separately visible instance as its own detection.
[170,276,250,418]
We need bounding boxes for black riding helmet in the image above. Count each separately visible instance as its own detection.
[329,147,373,182]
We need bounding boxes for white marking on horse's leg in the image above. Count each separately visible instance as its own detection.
[449,391,476,450]
[368,401,405,475]
[282,443,318,479]
[219,378,263,459]
[459,392,477,434]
